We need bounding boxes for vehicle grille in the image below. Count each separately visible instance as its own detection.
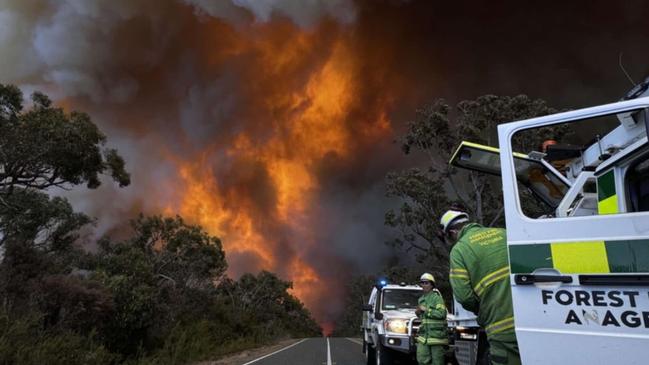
[409,318,421,337]
[454,339,478,365]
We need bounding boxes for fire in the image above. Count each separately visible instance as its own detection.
[168,19,392,325]
[177,157,274,268]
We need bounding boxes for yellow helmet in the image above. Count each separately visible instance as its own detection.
[420,273,435,283]
[440,209,469,234]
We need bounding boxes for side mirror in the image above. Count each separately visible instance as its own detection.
[362,304,373,312]
[374,312,384,320]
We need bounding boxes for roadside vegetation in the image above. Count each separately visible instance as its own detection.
[0,84,321,365]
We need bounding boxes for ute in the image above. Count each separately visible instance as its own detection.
[361,281,423,364]
[449,80,649,364]
[361,280,486,365]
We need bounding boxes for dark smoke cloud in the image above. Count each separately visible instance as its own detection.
[2,0,648,327]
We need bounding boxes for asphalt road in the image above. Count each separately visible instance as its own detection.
[241,337,369,365]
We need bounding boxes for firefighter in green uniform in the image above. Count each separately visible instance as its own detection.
[415,273,448,365]
[441,209,521,365]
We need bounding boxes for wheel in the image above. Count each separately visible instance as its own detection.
[476,333,490,365]
[445,346,459,365]
[366,342,376,365]
[375,342,394,365]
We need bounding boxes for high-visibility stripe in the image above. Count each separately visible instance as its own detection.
[598,195,618,214]
[597,170,618,214]
[509,239,649,274]
[449,272,469,279]
[550,241,610,274]
[450,268,469,279]
[597,170,616,201]
[417,337,449,345]
[606,240,649,272]
[475,272,509,297]
[485,316,515,336]
[473,266,510,296]
[509,243,552,274]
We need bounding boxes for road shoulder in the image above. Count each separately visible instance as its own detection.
[196,338,303,365]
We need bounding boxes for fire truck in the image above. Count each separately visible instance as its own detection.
[449,80,649,364]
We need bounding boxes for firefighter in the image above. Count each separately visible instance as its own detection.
[415,272,448,365]
[441,209,521,365]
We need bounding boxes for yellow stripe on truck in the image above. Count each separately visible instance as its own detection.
[597,194,619,214]
[550,241,610,273]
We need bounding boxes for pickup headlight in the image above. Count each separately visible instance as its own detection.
[384,319,408,334]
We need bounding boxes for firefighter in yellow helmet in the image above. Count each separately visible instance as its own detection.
[441,209,521,365]
[415,273,448,365]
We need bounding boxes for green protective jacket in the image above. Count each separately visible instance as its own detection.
[416,289,448,345]
[449,223,516,342]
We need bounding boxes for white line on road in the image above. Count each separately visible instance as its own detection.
[345,338,363,345]
[326,337,332,365]
[242,339,307,365]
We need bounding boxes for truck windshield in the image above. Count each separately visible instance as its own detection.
[381,289,421,310]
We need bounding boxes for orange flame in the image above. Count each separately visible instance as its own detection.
[172,21,392,324]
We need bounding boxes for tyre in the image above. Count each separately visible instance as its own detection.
[375,342,394,365]
[366,342,376,365]
[476,333,490,365]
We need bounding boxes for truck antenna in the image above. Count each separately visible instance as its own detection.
[619,53,636,86]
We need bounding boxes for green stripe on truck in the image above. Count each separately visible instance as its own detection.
[597,170,616,201]
[605,240,649,272]
[509,244,553,274]
[509,239,649,274]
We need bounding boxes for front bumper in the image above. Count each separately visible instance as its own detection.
[379,334,412,353]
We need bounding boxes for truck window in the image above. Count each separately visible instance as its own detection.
[509,109,644,218]
[626,153,649,212]
[381,289,421,310]
[451,141,569,214]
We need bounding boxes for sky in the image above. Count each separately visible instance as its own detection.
[1,0,648,329]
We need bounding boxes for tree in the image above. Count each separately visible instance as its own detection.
[0,189,91,250]
[0,84,132,361]
[385,95,561,268]
[0,83,130,251]
[0,84,130,194]
[217,271,322,339]
[93,215,227,355]
[127,215,227,287]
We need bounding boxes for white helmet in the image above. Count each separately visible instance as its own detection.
[440,210,469,234]
[420,273,435,283]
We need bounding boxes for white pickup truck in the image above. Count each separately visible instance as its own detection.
[361,281,487,365]
[361,282,422,364]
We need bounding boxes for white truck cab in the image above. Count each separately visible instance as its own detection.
[450,85,649,364]
[362,282,422,364]
[361,280,487,365]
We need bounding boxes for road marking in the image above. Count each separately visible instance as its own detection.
[242,338,307,365]
[345,338,363,345]
[326,337,332,365]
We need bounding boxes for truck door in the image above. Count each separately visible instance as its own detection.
[496,98,649,365]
